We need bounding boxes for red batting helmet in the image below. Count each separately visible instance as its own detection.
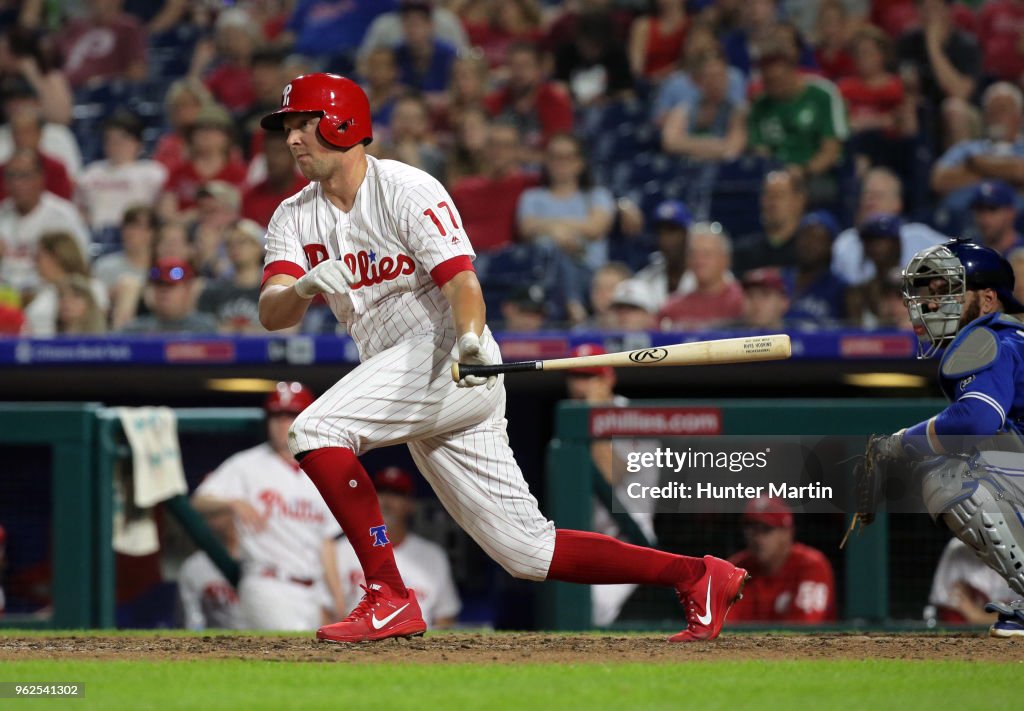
[264,381,316,416]
[260,73,373,149]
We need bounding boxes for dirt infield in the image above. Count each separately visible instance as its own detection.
[1,632,1021,664]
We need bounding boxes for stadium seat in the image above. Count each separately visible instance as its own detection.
[148,26,201,84]
[475,243,584,322]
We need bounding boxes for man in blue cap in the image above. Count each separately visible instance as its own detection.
[784,210,848,326]
[629,199,711,312]
[970,180,1024,257]
[832,167,945,288]
[847,214,905,327]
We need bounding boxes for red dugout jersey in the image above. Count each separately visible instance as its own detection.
[728,543,836,623]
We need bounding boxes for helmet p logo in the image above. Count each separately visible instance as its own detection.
[282,83,293,107]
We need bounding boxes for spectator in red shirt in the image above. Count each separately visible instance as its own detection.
[154,78,216,174]
[450,121,538,253]
[160,104,248,215]
[813,0,856,81]
[839,26,908,136]
[628,0,688,82]
[839,25,917,172]
[871,0,978,40]
[191,7,263,114]
[0,110,72,201]
[728,496,836,623]
[977,0,1024,83]
[484,43,574,156]
[657,223,743,330]
[460,0,544,71]
[241,135,308,229]
[57,0,147,88]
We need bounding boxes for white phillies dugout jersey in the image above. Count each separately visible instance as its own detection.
[332,532,461,626]
[178,550,244,630]
[195,443,341,580]
[262,156,476,359]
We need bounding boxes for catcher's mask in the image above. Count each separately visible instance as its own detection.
[903,239,1024,359]
[902,243,966,359]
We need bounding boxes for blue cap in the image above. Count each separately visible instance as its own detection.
[859,214,902,241]
[653,200,692,229]
[970,180,1016,210]
[798,210,839,240]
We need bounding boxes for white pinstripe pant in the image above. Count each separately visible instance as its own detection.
[288,329,557,580]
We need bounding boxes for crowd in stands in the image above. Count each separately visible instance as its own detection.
[1,0,1023,338]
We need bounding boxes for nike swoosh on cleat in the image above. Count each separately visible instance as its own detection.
[695,575,713,626]
[371,603,410,630]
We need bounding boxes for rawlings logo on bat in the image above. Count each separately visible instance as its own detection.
[628,348,669,363]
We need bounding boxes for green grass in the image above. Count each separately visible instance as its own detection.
[0,660,1017,711]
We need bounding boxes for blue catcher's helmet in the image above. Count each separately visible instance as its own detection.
[947,240,1024,313]
[903,238,1024,358]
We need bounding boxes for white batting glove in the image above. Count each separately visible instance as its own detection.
[293,260,357,299]
[456,331,497,389]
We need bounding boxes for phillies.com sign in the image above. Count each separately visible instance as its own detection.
[589,407,723,437]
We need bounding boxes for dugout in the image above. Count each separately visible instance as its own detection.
[0,396,957,631]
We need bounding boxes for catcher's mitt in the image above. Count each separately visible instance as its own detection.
[840,432,904,548]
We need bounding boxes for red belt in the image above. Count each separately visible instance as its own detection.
[259,567,315,587]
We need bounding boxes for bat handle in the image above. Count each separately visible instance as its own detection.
[450,360,540,382]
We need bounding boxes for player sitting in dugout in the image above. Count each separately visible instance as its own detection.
[728,497,835,624]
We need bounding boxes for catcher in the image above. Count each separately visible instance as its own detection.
[852,239,1024,638]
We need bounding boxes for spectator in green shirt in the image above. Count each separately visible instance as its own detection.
[747,33,849,200]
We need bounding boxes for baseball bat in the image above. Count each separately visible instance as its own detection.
[450,334,792,382]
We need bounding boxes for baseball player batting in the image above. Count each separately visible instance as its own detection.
[257,73,749,643]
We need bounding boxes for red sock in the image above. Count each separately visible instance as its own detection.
[547,529,705,587]
[299,447,407,596]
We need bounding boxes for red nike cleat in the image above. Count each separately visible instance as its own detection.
[317,583,427,643]
[669,555,749,643]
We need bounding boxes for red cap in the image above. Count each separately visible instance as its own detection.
[149,257,195,285]
[264,381,315,415]
[373,467,415,496]
[743,496,794,528]
[567,343,614,378]
[0,523,6,545]
[741,267,788,296]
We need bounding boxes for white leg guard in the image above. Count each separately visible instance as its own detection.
[922,455,1024,596]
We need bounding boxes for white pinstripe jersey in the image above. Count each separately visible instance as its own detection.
[263,156,476,359]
